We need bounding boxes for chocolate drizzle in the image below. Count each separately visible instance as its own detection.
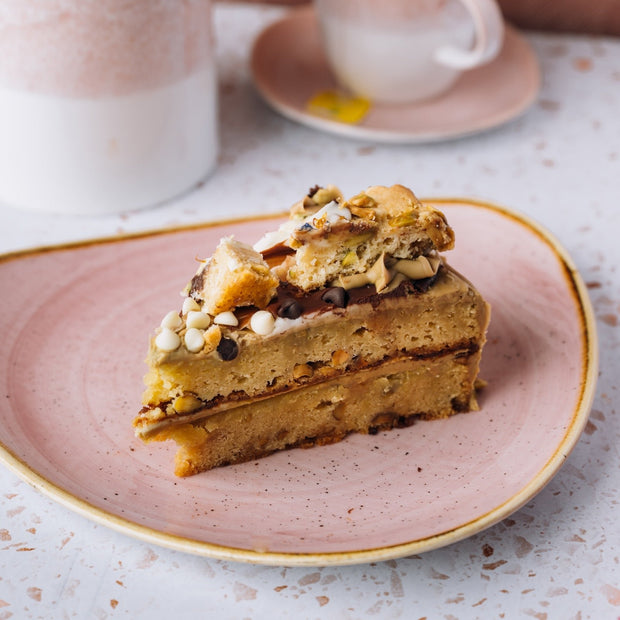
[233,266,443,326]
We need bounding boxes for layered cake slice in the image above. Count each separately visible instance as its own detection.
[134,184,490,476]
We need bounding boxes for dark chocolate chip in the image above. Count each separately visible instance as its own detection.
[278,298,302,319]
[217,337,239,361]
[321,286,348,308]
[307,184,321,197]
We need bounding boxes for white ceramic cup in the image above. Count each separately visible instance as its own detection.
[0,0,218,215]
[315,0,505,104]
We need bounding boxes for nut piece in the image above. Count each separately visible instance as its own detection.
[293,363,314,379]
[203,324,222,351]
[331,349,350,367]
[344,192,376,209]
[292,184,344,215]
[189,236,278,315]
[173,394,202,414]
[312,185,343,207]
[348,206,376,220]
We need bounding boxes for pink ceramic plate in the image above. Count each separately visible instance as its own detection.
[251,8,540,143]
[0,200,596,566]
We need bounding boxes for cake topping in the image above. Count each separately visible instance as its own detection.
[336,253,441,292]
[186,310,211,330]
[394,255,441,279]
[203,324,222,350]
[255,184,454,292]
[293,184,344,215]
[214,311,238,327]
[182,297,201,315]
[161,310,182,330]
[155,327,181,352]
[303,202,352,230]
[321,286,349,308]
[172,394,203,414]
[217,337,239,361]
[277,298,302,319]
[184,328,205,353]
[153,184,454,355]
[189,236,279,315]
[250,310,276,335]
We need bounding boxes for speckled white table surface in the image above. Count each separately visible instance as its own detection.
[1,4,619,619]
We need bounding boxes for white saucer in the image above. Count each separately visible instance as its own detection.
[251,7,541,143]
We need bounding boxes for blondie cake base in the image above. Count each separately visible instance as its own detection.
[136,265,487,432]
[150,349,482,476]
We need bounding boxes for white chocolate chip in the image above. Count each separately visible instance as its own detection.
[161,310,182,330]
[182,297,200,315]
[250,310,275,335]
[213,311,238,327]
[155,327,181,352]
[184,327,205,353]
[186,310,211,330]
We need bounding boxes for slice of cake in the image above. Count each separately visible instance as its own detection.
[134,184,490,476]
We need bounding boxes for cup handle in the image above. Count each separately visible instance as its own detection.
[434,0,504,69]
